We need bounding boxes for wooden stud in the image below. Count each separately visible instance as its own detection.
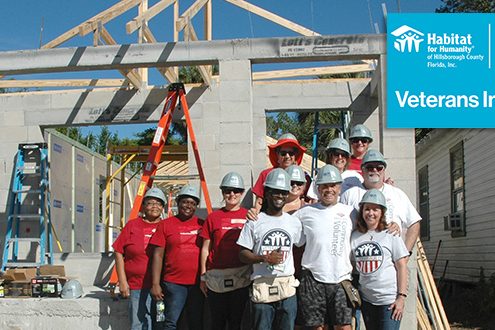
[253,64,372,81]
[42,0,141,49]
[99,26,143,89]
[126,0,175,34]
[176,0,209,32]
[225,0,320,36]
[79,0,142,37]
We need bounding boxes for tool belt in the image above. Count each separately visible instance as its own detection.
[205,265,251,293]
[251,275,299,303]
[341,280,361,308]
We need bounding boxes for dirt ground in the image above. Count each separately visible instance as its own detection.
[441,280,495,330]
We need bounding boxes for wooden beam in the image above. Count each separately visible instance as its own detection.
[252,64,373,80]
[173,0,179,79]
[42,0,141,49]
[205,0,212,41]
[99,26,143,88]
[141,25,178,82]
[127,0,176,34]
[138,0,149,86]
[186,24,211,86]
[0,79,125,88]
[176,0,209,32]
[78,0,142,37]
[225,0,320,36]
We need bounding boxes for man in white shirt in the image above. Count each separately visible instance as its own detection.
[237,168,302,330]
[293,165,354,330]
[340,149,421,253]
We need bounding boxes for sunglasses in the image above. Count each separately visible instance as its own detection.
[364,164,385,171]
[331,151,348,158]
[291,181,305,187]
[351,138,370,144]
[222,188,244,195]
[267,189,289,197]
[278,150,296,157]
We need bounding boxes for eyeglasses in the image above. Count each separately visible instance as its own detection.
[291,181,305,187]
[364,164,385,171]
[267,189,289,197]
[351,138,370,144]
[278,150,296,157]
[222,188,244,195]
[331,151,348,158]
[144,201,163,207]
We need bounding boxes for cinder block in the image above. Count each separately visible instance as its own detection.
[196,134,217,151]
[218,123,251,144]
[188,103,204,119]
[201,150,220,169]
[220,101,252,122]
[254,83,304,98]
[0,126,28,142]
[219,60,251,81]
[202,117,221,137]
[219,143,252,165]
[220,80,252,102]
[3,110,24,126]
[202,102,221,119]
[26,126,44,141]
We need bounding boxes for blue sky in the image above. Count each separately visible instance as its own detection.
[1,0,443,138]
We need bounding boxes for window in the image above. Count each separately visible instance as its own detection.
[449,142,466,237]
[418,166,429,241]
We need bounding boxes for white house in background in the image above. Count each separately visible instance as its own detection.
[416,129,495,283]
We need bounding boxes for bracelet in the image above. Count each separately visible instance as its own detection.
[200,274,206,281]
[397,292,407,298]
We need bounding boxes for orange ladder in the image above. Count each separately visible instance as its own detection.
[108,83,212,293]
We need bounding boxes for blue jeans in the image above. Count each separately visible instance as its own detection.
[251,294,297,330]
[361,300,401,330]
[207,287,249,330]
[162,281,204,330]
[129,289,152,330]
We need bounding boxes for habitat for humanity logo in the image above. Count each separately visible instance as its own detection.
[391,25,425,53]
[387,13,493,129]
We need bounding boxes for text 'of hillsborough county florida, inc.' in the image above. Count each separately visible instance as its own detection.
[387,14,495,128]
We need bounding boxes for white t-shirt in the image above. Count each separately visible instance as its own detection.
[237,212,303,279]
[340,183,421,241]
[351,230,409,305]
[307,170,363,200]
[293,202,353,284]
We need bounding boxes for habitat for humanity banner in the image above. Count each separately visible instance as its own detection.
[387,14,494,128]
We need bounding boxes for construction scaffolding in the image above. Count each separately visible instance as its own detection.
[104,143,190,249]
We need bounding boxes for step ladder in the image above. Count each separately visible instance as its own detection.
[2,143,53,271]
[107,82,213,294]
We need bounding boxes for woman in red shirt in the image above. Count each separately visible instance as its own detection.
[150,185,204,330]
[199,172,250,330]
[113,187,166,330]
[252,133,307,210]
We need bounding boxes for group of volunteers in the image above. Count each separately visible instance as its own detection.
[113,124,421,330]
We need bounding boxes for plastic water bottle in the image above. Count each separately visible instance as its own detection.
[156,300,165,322]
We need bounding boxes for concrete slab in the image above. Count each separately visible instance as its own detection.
[0,286,128,330]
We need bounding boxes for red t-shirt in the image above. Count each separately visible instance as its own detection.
[252,168,275,198]
[200,208,248,270]
[348,156,363,174]
[149,215,203,285]
[112,217,160,289]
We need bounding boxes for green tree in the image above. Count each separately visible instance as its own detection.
[436,0,495,12]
